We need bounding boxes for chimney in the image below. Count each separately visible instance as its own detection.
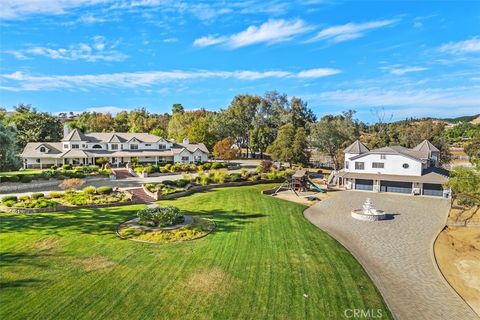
[63,124,69,137]
[183,137,189,144]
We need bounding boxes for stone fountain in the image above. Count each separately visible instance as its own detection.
[351,198,387,221]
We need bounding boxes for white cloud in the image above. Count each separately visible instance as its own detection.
[0,67,341,91]
[0,0,111,19]
[162,37,178,43]
[381,65,428,75]
[440,36,480,54]
[193,35,227,47]
[297,68,341,78]
[193,19,313,48]
[307,19,398,43]
[7,36,127,62]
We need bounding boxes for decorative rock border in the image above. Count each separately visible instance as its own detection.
[0,176,109,193]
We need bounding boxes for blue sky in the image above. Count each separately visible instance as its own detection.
[0,0,479,122]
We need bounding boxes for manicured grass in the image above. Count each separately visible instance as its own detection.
[0,169,44,176]
[0,184,392,319]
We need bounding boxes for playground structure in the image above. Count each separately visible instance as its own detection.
[274,169,327,196]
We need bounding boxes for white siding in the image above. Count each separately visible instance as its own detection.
[345,153,423,176]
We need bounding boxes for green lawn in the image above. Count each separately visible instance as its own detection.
[0,184,392,319]
[0,169,44,176]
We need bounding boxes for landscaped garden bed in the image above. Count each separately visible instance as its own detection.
[132,161,231,175]
[117,205,215,244]
[143,167,293,200]
[0,186,133,213]
[0,165,111,184]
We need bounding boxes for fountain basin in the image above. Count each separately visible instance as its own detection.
[351,208,387,221]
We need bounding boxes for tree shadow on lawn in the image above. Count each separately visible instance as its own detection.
[0,207,140,235]
[0,251,50,289]
[178,208,267,234]
[0,206,267,236]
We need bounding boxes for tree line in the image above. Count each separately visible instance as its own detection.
[1,92,478,171]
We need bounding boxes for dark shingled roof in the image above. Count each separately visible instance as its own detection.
[344,140,369,154]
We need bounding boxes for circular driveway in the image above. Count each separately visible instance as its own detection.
[304,191,478,320]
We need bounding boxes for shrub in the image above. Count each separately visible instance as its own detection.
[50,165,57,170]
[96,186,113,195]
[159,167,169,173]
[137,206,184,227]
[8,175,20,183]
[3,200,16,207]
[203,162,212,170]
[48,192,63,198]
[162,180,175,186]
[259,160,274,172]
[40,170,54,179]
[98,169,110,176]
[88,165,100,172]
[34,198,57,208]
[2,195,17,203]
[164,163,172,171]
[134,166,144,174]
[82,186,96,194]
[59,178,85,190]
[212,169,228,184]
[61,164,72,170]
[144,165,156,174]
[176,179,191,188]
[196,172,210,186]
[145,184,156,192]
[31,192,45,199]
[248,174,260,181]
[19,195,30,201]
[211,162,223,169]
[229,173,242,182]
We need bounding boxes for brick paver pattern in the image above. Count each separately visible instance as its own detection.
[304,191,478,320]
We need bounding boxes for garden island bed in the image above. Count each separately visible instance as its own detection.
[117,206,215,244]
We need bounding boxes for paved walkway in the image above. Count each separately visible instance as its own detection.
[304,191,478,320]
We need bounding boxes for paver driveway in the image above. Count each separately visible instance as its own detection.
[304,191,478,320]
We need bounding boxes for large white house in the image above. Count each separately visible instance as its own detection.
[20,129,209,169]
[332,139,450,197]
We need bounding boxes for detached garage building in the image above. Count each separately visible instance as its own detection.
[333,140,450,198]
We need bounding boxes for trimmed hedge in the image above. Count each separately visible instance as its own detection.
[2,195,18,203]
[20,175,33,183]
[96,186,113,195]
[31,192,45,200]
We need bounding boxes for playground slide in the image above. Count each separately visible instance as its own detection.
[306,177,327,193]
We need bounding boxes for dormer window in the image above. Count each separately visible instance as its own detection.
[159,144,166,150]
[92,144,102,149]
[111,144,118,150]
[63,144,69,149]
[40,147,46,153]
[130,144,139,150]
[72,144,79,149]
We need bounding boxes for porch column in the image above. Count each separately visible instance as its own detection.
[40,159,43,169]
[24,159,27,169]
[155,156,158,165]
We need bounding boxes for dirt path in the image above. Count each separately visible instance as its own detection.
[435,226,480,316]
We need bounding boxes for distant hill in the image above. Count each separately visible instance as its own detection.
[441,114,480,123]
